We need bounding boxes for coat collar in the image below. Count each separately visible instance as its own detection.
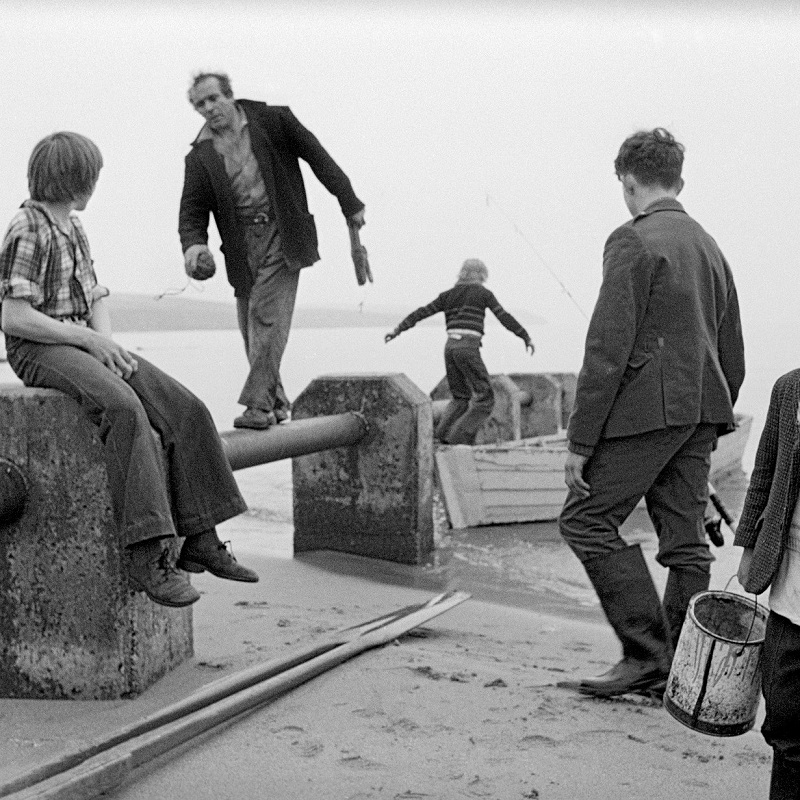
[633,196,686,221]
[188,102,279,210]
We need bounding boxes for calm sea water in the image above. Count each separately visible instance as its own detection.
[1,319,795,475]
[0,322,788,605]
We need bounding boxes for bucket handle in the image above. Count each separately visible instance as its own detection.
[723,574,760,656]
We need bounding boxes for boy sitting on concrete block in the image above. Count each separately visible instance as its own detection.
[0,132,258,607]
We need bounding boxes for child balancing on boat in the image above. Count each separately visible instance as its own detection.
[385,258,534,445]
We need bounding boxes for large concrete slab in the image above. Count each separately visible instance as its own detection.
[0,385,192,700]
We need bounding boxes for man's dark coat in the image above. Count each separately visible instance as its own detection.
[567,198,745,455]
[179,100,364,297]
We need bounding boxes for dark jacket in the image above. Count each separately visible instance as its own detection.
[179,100,364,297]
[567,198,745,455]
[734,370,800,595]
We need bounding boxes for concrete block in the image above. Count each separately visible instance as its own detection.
[0,385,192,700]
[507,373,563,437]
[292,374,433,565]
[550,372,578,429]
[430,374,525,443]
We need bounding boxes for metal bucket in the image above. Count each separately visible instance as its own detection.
[664,590,768,737]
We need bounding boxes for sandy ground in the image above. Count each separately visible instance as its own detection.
[0,463,772,799]
[103,547,772,800]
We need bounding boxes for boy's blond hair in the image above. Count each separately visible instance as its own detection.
[28,132,103,203]
[457,258,489,284]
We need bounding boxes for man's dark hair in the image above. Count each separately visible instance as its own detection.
[187,71,233,102]
[614,128,684,189]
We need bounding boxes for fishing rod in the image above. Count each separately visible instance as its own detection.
[485,193,590,322]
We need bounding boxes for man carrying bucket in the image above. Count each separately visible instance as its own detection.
[736,370,800,798]
[557,128,745,698]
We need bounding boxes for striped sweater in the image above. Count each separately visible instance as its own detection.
[394,283,530,342]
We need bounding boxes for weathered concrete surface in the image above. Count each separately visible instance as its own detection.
[0,385,192,700]
[536,371,578,430]
[507,372,565,437]
[292,374,433,565]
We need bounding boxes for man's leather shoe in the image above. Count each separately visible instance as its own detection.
[127,538,201,607]
[233,408,277,430]
[558,657,669,698]
[178,530,259,583]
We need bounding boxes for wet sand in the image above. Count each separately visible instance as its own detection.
[105,464,771,799]
[0,463,770,799]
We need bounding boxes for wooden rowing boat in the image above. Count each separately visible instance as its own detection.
[435,412,752,530]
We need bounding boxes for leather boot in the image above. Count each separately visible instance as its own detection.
[663,566,710,650]
[558,545,672,697]
[177,530,259,583]
[127,538,201,607]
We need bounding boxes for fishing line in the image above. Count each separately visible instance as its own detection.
[154,277,205,301]
[485,193,589,321]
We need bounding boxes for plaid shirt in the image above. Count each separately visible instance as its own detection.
[0,200,108,325]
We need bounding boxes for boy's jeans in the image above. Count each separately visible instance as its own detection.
[9,341,246,546]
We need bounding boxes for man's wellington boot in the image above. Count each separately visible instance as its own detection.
[558,545,672,698]
[177,529,259,583]
[127,538,201,608]
[663,566,710,650]
[569,659,668,697]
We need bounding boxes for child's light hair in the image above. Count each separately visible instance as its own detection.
[28,132,103,204]
[457,258,488,284]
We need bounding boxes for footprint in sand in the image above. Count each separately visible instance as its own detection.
[517,734,559,750]
[563,640,593,653]
[338,754,385,770]
[268,725,325,757]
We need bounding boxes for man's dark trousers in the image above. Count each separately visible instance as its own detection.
[762,611,800,799]
[235,219,299,415]
[560,423,717,571]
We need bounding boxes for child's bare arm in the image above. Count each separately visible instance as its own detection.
[2,297,137,379]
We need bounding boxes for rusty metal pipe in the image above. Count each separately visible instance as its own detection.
[219,411,368,472]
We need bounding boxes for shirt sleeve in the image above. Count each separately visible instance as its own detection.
[0,214,46,307]
[279,107,364,218]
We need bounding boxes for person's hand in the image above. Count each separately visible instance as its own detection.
[385,330,398,343]
[80,328,138,379]
[348,208,366,230]
[525,339,535,355]
[184,244,216,280]
[737,547,754,587]
[564,451,590,498]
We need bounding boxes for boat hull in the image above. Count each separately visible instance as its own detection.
[435,415,753,529]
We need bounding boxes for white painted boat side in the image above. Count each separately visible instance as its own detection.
[435,414,753,529]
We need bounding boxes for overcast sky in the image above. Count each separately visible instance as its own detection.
[1,0,799,350]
